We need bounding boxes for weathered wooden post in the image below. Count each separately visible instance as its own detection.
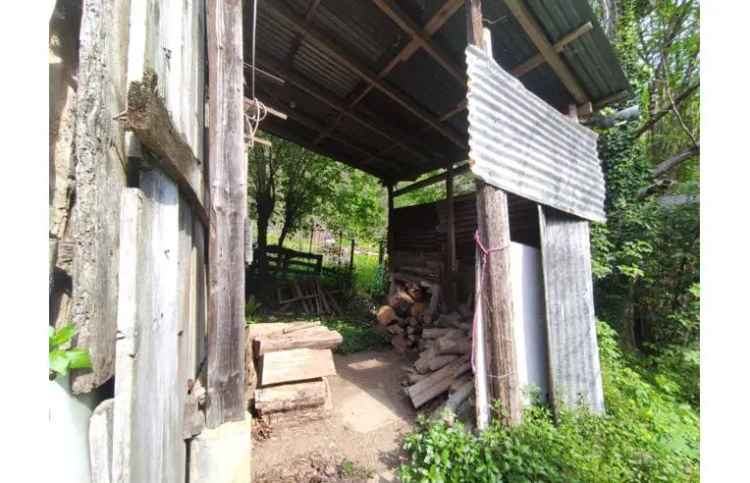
[466,0,522,426]
[446,163,457,309]
[206,0,247,428]
[349,239,356,272]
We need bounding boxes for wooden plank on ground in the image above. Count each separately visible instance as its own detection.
[256,327,343,356]
[206,0,246,428]
[255,379,328,414]
[538,206,605,414]
[260,349,336,386]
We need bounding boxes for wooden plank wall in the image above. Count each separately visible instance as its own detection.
[538,206,605,414]
[69,0,130,394]
[110,1,208,481]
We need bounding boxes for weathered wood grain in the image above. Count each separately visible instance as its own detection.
[89,399,114,483]
[206,0,247,429]
[255,327,343,356]
[259,349,336,386]
[69,0,130,394]
[538,206,605,414]
[112,172,186,483]
[407,356,471,408]
[255,379,328,414]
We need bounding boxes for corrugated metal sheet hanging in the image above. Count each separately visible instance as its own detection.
[465,45,606,222]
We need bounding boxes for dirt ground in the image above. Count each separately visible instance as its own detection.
[253,349,417,482]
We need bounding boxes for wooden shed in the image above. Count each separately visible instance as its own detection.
[49,0,627,481]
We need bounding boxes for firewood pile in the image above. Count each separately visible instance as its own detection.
[246,321,343,428]
[376,277,476,425]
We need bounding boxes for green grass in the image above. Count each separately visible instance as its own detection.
[322,317,388,354]
[352,251,385,300]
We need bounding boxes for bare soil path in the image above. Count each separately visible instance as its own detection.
[253,349,416,482]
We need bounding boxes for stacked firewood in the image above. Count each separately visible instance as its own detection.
[376,281,476,425]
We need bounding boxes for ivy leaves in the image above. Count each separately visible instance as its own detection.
[49,324,92,380]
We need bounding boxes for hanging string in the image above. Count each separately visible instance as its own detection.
[471,229,513,383]
[244,0,266,150]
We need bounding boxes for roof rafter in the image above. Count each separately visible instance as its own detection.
[260,0,467,150]
[504,0,589,104]
[312,0,466,148]
[256,52,436,166]
[285,0,322,69]
[511,21,593,77]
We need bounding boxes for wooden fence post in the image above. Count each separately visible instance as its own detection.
[206,0,246,428]
[467,2,522,426]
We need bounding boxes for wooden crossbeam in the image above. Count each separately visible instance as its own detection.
[257,52,435,166]
[504,0,588,104]
[258,92,403,176]
[285,0,323,68]
[511,22,593,77]
[314,0,465,147]
[393,162,470,197]
[371,0,464,84]
[261,1,467,150]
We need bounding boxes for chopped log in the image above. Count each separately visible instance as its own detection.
[435,312,461,326]
[435,335,471,355]
[387,324,405,335]
[391,334,409,354]
[422,328,458,339]
[255,379,327,414]
[411,302,427,319]
[261,379,333,428]
[428,354,459,372]
[422,311,434,325]
[259,348,336,386]
[377,305,400,326]
[255,327,342,356]
[414,348,435,374]
[388,290,415,315]
[407,357,470,408]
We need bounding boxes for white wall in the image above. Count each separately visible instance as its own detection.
[49,375,100,483]
[510,242,550,405]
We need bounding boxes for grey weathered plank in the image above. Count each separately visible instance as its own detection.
[206,0,247,428]
[69,0,130,394]
[89,399,115,483]
[112,172,186,483]
[259,349,337,386]
[538,206,605,414]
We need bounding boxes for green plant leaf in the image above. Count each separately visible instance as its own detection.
[66,348,92,370]
[50,323,77,349]
[49,350,70,376]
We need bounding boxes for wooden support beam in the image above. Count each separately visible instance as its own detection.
[371,0,464,84]
[315,0,465,149]
[510,22,593,77]
[285,0,323,68]
[257,53,435,167]
[206,0,246,428]
[446,163,457,309]
[469,17,522,426]
[262,1,467,149]
[393,162,470,197]
[504,0,588,104]
[387,184,395,265]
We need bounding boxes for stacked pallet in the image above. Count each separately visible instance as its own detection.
[247,322,342,427]
[377,282,476,424]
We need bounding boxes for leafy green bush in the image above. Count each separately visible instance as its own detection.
[49,324,92,381]
[399,322,699,483]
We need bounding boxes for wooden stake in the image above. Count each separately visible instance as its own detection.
[446,163,457,309]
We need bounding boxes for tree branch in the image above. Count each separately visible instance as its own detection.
[634,81,699,137]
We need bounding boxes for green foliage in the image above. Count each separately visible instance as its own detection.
[399,322,699,483]
[352,251,386,301]
[322,318,388,354]
[49,324,92,380]
[245,297,262,326]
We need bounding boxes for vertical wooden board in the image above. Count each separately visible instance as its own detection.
[206,0,246,428]
[193,219,207,377]
[538,206,605,414]
[113,172,185,483]
[70,0,130,394]
[179,199,197,389]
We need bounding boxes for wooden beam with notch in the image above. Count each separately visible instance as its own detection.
[504,0,588,104]
[261,1,467,150]
[511,22,593,77]
[393,162,470,197]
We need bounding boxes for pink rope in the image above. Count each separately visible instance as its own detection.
[471,229,509,373]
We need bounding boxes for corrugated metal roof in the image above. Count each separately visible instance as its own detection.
[250,1,629,181]
[466,45,606,222]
